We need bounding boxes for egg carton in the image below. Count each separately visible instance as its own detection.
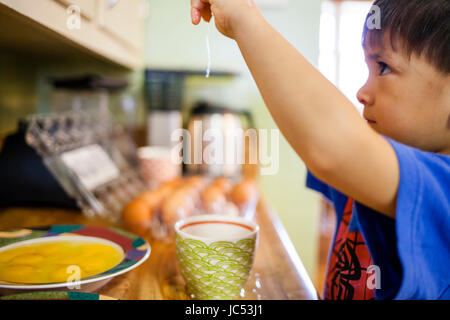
[25,109,147,221]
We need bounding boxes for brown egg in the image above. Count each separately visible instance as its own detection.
[202,185,225,204]
[157,178,184,201]
[123,221,149,237]
[161,190,194,227]
[185,175,207,190]
[211,177,233,194]
[122,198,152,224]
[230,178,258,207]
[138,190,163,210]
[201,185,226,213]
[163,177,185,189]
[178,185,200,206]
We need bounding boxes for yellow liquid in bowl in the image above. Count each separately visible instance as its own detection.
[0,239,124,284]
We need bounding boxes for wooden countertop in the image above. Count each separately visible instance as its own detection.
[0,201,318,300]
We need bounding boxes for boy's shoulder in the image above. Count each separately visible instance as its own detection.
[308,136,449,199]
[306,135,450,223]
[382,138,450,300]
[384,136,449,196]
[384,136,450,165]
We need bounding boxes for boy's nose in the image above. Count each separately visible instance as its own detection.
[357,81,374,107]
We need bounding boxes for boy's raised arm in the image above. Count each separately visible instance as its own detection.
[191,0,400,218]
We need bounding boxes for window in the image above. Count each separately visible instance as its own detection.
[318,0,373,114]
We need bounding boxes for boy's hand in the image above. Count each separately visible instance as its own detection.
[191,0,259,39]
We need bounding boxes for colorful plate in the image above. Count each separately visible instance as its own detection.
[0,291,116,300]
[0,225,151,290]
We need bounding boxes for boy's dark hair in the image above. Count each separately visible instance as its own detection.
[363,0,450,73]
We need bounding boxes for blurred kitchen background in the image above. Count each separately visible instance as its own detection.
[0,0,373,292]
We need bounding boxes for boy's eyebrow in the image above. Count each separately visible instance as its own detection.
[367,53,381,60]
[366,52,397,64]
[365,50,407,72]
[364,53,381,64]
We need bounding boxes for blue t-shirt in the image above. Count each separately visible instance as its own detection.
[306,137,450,300]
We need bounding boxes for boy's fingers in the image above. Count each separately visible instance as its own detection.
[191,0,212,24]
[201,8,212,23]
[191,0,210,9]
[191,7,201,25]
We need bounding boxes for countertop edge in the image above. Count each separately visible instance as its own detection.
[261,202,319,300]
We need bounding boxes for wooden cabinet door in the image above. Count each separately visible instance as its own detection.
[98,0,145,51]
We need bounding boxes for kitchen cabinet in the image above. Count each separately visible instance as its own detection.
[98,0,145,52]
[0,0,147,69]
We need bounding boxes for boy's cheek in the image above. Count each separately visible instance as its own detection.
[372,107,405,133]
[375,88,407,113]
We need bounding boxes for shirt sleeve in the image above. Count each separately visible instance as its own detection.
[384,137,450,299]
[306,171,349,222]
[306,170,332,200]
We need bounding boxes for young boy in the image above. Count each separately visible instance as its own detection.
[190,0,450,300]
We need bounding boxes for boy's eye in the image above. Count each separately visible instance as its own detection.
[377,61,392,76]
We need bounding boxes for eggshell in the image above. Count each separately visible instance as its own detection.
[223,202,240,217]
[138,190,163,210]
[185,175,208,190]
[121,198,152,223]
[201,185,226,213]
[230,178,258,207]
[163,177,185,189]
[211,177,233,194]
[202,185,225,204]
[157,179,182,201]
[161,190,195,227]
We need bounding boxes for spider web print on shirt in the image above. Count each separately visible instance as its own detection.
[323,198,375,300]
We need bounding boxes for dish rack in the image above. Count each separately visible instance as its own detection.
[24,109,148,222]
